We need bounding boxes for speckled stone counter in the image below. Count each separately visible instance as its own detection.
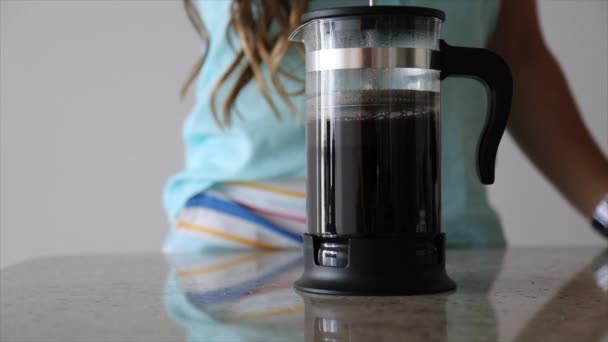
[1,248,607,342]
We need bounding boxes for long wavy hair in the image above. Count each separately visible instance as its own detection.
[182,0,308,127]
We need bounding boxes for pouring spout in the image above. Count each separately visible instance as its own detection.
[288,21,313,44]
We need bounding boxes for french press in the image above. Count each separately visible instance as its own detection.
[290,6,512,295]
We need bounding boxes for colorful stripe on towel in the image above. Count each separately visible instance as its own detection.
[164,179,307,252]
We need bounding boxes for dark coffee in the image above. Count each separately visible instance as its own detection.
[307,89,440,237]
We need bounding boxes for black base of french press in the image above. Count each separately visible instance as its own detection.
[294,233,456,296]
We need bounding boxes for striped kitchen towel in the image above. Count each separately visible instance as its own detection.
[164,179,306,252]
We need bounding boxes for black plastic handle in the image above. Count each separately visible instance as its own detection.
[439,40,513,185]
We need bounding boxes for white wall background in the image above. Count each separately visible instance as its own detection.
[1,1,607,268]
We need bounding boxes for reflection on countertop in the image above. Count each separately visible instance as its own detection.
[165,248,608,342]
[1,248,607,341]
[165,252,305,342]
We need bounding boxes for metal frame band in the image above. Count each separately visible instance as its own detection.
[306,47,440,72]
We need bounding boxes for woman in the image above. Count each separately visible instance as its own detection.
[164,0,608,251]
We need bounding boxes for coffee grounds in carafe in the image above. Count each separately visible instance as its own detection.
[307,89,440,237]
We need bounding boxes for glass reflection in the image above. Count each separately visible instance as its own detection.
[593,250,608,293]
[163,249,607,342]
[163,250,505,341]
[299,250,504,342]
[164,251,305,342]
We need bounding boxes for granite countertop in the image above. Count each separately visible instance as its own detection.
[1,248,607,342]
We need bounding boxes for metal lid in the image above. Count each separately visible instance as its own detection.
[301,6,446,24]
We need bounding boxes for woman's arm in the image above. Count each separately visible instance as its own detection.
[488,0,608,218]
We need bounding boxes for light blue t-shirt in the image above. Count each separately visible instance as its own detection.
[165,0,505,248]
